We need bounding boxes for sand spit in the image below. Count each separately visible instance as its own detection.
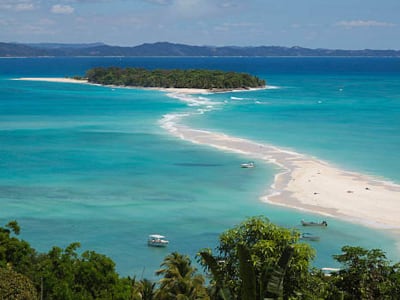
[17,77,89,84]
[161,112,400,230]
[15,78,266,94]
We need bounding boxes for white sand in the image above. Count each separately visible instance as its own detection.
[157,87,209,94]
[161,112,400,230]
[16,78,213,94]
[15,78,264,95]
[17,77,88,84]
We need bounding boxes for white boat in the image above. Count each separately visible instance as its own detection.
[241,161,255,168]
[148,234,169,247]
[321,267,340,276]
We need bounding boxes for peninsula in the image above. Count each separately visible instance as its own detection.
[84,67,266,90]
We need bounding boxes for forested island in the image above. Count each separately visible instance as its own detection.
[84,67,266,90]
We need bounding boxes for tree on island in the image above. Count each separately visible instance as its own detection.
[85,67,266,90]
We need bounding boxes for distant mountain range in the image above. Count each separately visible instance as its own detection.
[1,42,399,57]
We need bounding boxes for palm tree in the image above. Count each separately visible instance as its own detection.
[155,252,209,300]
[198,244,294,300]
[131,277,156,300]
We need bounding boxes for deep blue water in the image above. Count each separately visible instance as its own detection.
[0,57,399,278]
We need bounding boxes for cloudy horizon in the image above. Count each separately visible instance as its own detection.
[1,0,399,50]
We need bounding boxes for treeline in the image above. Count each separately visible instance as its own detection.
[85,67,266,90]
[1,217,400,299]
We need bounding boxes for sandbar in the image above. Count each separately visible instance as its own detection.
[16,77,89,84]
[161,111,400,230]
[15,77,263,94]
[16,77,212,94]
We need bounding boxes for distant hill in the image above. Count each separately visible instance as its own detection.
[0,42,50,57]
[1,41,399,57]
[25,42,106,49]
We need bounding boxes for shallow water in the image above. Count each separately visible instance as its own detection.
[0,57,399,278]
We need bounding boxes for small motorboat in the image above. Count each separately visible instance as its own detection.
[321,267,340,276]
[241,161,255,168]
[148,234,169,247]
[301,220,327,227]
[300,232,320,241]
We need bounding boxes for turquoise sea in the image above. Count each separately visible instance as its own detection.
[1,57,399,278]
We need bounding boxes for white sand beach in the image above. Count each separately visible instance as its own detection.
[17,77,89,84]
[16,77,264,95]
[161,111,400,230]
[17,77,400,230]
[16,78,212,94]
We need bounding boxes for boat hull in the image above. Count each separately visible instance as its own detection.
[148,242,168,247]
[148,234,169,247]
[301,220,327,227]
[241,161,255,168]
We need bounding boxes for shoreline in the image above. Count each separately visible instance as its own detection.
[16,77,208,93]
[160,111,400,231]
[16,77,90,84]
[15,77,400,230]
[15,77,266,94]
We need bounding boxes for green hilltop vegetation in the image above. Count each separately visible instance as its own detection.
[2,42,400,57]
[1,217,400,299]
[84,67,266,90]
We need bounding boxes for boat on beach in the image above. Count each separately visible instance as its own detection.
[301,220,328,227]
[300,232,320,241]
[148,234,169,247]
[241,161,255,168]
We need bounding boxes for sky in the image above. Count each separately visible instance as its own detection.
[1,0,399,49]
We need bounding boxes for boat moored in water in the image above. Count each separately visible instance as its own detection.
[241,161,255,168]
[148,234,169,247]
[301,220,328,227]
[300,232,320,241]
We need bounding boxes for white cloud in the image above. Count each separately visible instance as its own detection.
[15,3,34,11]
[215,21,256,31]
[145,0,172,4]
[171,0,213,17]
[219,1,237,9]
[336,20,395,28]
[0,0,35,11]
[51,4,74,14]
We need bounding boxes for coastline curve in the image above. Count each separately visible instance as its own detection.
[160,92,400,231]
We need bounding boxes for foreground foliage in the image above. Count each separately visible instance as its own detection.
[331,246,400,299]
[85,67,266,89]
[198,216,313,299]
[1,218,399,299]
[0,267,38,300]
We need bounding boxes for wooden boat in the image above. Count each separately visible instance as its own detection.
[301,220,327,227]
[148,234,169,247]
